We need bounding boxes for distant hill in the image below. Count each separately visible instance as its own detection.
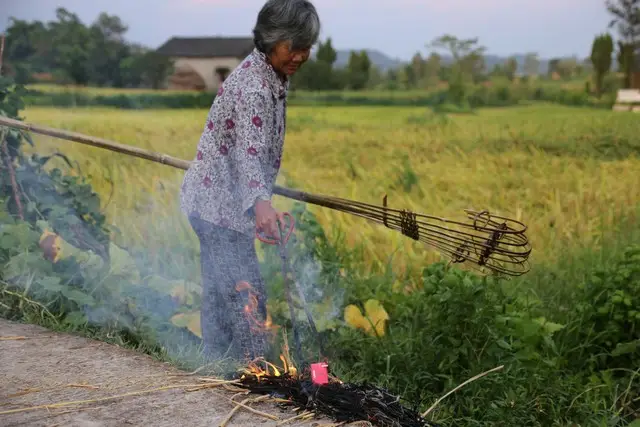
[312,49,403,72]
[323,48,588,76]
[334,49,404,72]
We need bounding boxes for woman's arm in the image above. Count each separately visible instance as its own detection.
[235,89,274,215]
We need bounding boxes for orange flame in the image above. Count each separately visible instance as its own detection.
[236,281,301,381]
[235,281,278,335]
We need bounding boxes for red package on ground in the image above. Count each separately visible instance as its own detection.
[310,362,329,385]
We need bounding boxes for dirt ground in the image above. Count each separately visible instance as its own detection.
[0,319,369,427]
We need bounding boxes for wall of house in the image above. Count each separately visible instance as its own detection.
[632,72,640,90]
[170,57,243,91]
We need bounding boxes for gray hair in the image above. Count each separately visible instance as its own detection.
[253,0,321,54]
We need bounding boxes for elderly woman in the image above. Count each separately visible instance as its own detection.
[180,0,320,362]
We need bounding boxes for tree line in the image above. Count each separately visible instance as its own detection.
[2,1,638,93]
[3,8,173,88]
[589,0,640,95]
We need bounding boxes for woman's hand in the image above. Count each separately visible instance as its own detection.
[255,199,284,239]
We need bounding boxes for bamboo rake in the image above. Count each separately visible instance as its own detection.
[0,116,532,276]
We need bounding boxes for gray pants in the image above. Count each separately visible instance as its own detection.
[189,216,268,362]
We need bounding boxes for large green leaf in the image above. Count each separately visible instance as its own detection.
[108,242,140,283]
[4,252,53,280]
[60,287,96,306]
[143,275,201,306]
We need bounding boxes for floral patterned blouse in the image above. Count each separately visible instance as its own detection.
[180,48,289,237]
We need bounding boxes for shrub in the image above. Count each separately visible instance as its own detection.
[326,264,575,425]
[22,84,616,110]
[0,74,200,358]
[574,245,640,372]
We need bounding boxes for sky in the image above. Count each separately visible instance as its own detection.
[0,0,614,61]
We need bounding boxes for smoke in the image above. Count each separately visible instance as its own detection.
[1,129,350,372]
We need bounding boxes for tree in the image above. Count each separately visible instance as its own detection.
[606,0,640,87]
[590,33,614,96]
[489,63,504,77]
[548,57,577,80]
[366,65,384,89]
[138,52,173,89]
[4,18,51,75]
[427,34,486,103]
[47,8,93,84]
[617,41,636,87]
[461,50,486,83]
[427,34,486,83]
[346,50,371,90]
[504,56,518,81]
[556,58,579,80]
[311,38,339,89]
[4,18,43,62]
[423,53,442,87]
[2,8,170,88]
[316,38,337,66]
[548,58,560,78]
[606,0,640,43]
[408,52,424,88]
[524,53,540,77]
[383,68,399,90]
[291,59,335,90]
[87,13,131,86]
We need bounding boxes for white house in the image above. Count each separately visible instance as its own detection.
[156,36,254,91]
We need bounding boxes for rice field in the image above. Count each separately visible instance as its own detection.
[21,104,640,279]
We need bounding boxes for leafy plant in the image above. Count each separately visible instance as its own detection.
[575,245,640,372]
[0,72,201,359]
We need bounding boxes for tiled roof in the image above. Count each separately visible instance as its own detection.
[156,37,254,58]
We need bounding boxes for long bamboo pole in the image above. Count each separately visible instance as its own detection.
[0,115,344,206]
[0,116,533,276]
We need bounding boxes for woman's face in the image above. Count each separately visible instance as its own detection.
[269,41,311,77]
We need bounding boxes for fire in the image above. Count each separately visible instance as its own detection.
[235,281,278,335]
[240,353,298,382]
[235,281,298,381]
[240,332,299,381]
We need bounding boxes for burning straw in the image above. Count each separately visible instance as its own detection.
[231,355,438,427]
[237,373,435,427]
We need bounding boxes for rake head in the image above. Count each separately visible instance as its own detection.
[293,191,532,277]
[378,195,532,276]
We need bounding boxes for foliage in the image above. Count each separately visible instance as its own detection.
[2,5,608,96]
[606,0,640,89]
[574,245,640,372]
[523,53,541,76]
[326,248,640,425]
[503,56,519,81]
[617,41,637,88]
[21,84,616,110]
[428,35,487,84]
[590,33,615,96]
[314,38,335,65]
[0,75,200,359]
[606,0,640,44]
[3,8,173,88]
[346,50,372,90]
